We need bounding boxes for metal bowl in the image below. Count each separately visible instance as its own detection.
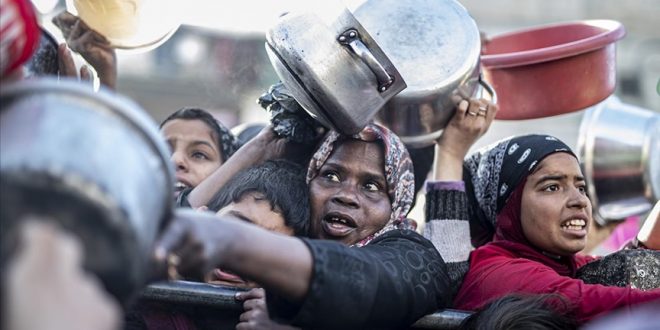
[0,79,174,305]
[577,96,660,224]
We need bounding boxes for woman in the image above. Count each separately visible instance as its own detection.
[155,122,451,329]
[454,134,660,324]
[159,107,237,203]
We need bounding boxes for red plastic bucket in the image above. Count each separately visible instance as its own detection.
[481,20,626,120]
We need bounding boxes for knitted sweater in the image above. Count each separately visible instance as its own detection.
[423,181,471,300]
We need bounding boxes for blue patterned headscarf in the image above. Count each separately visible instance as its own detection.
[464,134,577,246]
[307,123,416,247]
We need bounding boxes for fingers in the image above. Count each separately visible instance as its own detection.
[58,44,78,78]
[235,288,265,301]
[69,18,83,42]
[242,296,267,312]
[456,99,469,117]
[153,217,187,267]
[69,30,95,53]
[80,65,92,82]
[484,100,499,123]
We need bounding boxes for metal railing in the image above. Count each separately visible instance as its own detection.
[138,281,471,329]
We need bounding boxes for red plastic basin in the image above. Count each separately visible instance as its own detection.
[481,20,626,120]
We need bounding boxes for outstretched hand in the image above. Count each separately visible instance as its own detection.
[153,209,232,281]
[52,11,117,89]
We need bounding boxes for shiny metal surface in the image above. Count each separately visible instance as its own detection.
[266,3,406,135]
[577,96,660,224]
[0,79,174,304]
[352,0,483,146]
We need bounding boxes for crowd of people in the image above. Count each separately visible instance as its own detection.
[1,0,659,329]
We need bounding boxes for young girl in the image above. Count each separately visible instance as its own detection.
[159,107,237,204]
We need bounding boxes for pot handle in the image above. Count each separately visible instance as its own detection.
[338,29,394,93]
[477,75,498,104]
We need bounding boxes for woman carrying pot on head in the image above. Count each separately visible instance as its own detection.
[152,93,496,329]
[453,134,660,324]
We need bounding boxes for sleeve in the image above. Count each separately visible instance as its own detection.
[267,230,452,329]
[467,257,660,324]
[423,180,471,297]
[174,188,193,208]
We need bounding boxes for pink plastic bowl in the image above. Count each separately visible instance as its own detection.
[481,20,626,120]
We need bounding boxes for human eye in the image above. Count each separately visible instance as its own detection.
[322,170,340,182]
[191,151,209,160]
[542,184,560,192]
[364,181,381,192]
[577,184,587,195]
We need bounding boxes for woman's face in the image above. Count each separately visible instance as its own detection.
[520,152,592,256]
[161,119,222,197]
[309,140,391,245]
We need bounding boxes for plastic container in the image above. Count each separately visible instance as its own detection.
[481,20,626,120]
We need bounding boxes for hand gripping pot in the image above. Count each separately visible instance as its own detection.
[352,0,496,147]
[0,79,174,306]
[265,1,406,135]
[577,96,660,225]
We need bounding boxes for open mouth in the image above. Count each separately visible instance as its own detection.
[560,218,587,236]
[173,181,190,199]
[321,212,357,238]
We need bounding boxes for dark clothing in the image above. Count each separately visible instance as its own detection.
[175,188,192,208]
[423,181,472,301]
[268,229,451,329]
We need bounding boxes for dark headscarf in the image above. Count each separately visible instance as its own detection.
[307,123,416,247]
[464,134,576,246]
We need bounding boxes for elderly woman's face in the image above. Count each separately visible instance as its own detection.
[520,153,592,256]
[309,140,392,245]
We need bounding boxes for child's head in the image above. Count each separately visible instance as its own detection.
[208,160,310,237]
[160,108,236,196]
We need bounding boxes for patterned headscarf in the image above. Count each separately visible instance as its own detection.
[307,123,415,247]
[463,134,576,246]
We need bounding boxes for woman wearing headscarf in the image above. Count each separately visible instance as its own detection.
[155,122,453,329]
[454,134,660,324]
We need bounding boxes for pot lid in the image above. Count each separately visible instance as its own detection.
[351,0,481,97]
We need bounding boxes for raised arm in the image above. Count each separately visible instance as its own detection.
[185,126,286,208]
[52,11,117,90]
[424,96,497,295]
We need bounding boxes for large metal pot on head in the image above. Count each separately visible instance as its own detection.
[577,96,660,225]
[0,79,174,306]
[356,0,496,146]
[265,1,406,135]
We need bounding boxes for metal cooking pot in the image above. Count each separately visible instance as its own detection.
[265,2,406,135]
[352,0,496,147]
[577,96,660,225]
[0,79,174,305]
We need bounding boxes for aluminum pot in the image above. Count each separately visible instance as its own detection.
[353,0,496,147]
[0,79,174,305]
[265,2,406,135]
[577,96,660,225]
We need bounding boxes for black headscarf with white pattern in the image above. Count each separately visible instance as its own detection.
[463,134,576,246]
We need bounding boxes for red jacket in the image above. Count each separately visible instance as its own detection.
[454,183,660,324]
